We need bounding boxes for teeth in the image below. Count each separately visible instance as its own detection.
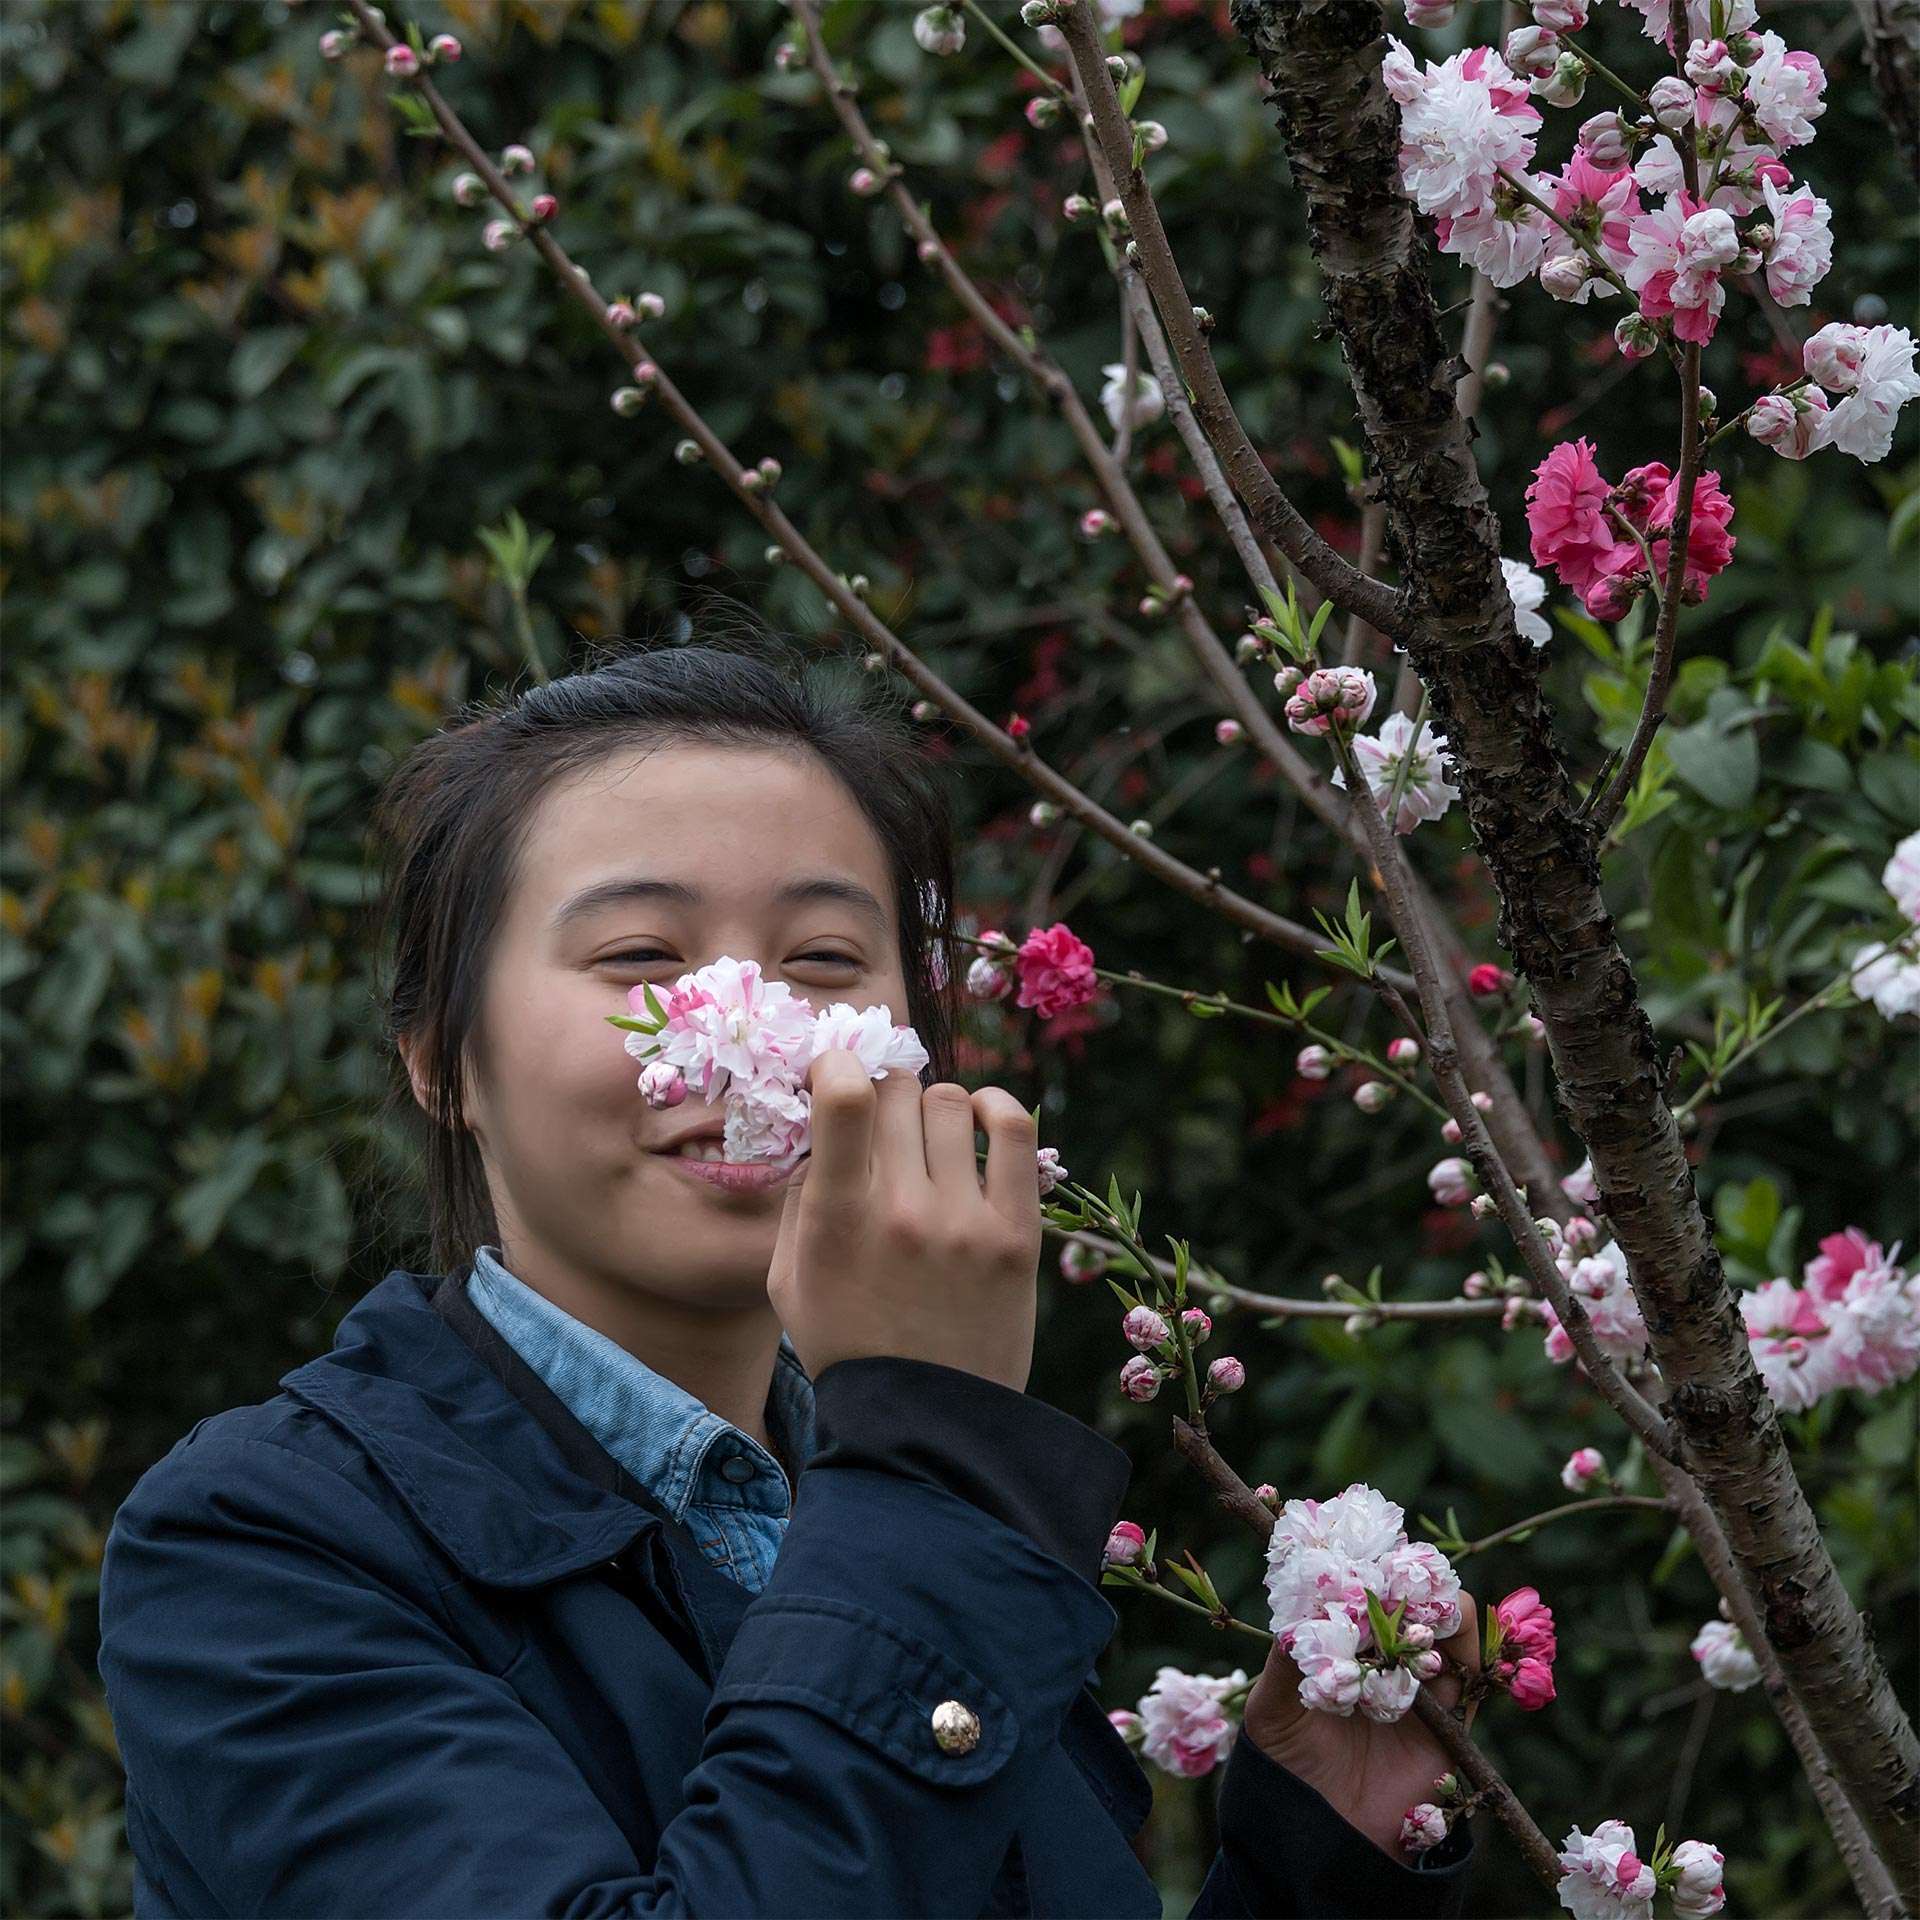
[676,1141,729,1162]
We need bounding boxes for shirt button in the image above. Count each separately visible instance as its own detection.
[719,1453,755,1484]
[930,1700,981,1755]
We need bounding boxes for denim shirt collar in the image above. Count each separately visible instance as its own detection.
[466,1245,816,1527]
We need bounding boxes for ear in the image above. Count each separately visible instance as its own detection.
[395,1031,435,1117]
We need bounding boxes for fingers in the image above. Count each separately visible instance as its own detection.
[802,1049,876,1197]
[1432,1591,1480,1723]
[869,1056,935,1196]
[974,1087,1041,1230]
[920,1081,980,1193]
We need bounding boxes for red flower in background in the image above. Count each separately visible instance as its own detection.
[924,323,987,375]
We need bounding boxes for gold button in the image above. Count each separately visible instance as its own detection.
[930,1699,981,1754]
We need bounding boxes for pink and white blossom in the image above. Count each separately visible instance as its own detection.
[1821,325,1920,463]
[1742,32,1828,151]
[1758,175,1833,306]
[1668,1838,1728,1917]
[1135,1665,1249,1777]
[1746,387,1831,459]
[1388,39,1543,221]
[1623,193,1739,344]
[1848,939,1920,1017]
[1285,666,1379,737]
[1555,1819,1657,1920]
[1560,1445,1606,1491]
[1329,710,1462,833]
[1882,830,1920,924]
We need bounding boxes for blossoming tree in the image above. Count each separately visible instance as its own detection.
[309,0,1917,1910]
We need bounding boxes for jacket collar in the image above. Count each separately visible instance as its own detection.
[278,1268,685,1590]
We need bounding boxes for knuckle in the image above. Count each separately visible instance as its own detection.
[881,1203,934,1255]
[922,1080,973,1110]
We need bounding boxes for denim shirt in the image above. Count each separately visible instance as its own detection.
[465,1245,817,1594]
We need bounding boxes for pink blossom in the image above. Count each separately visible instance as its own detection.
[1290,1613,1369,1714]
[1644,467,1737,601]
[1428,1156,1476,1206]
[1401,1803,1451,1853]
[1690,1618,1761,1691]
[1135,1665,1249,1776]
[1804,321,1869,391]
[1329,711,1461,832]
[1388,38,1542,221]
[1295,1044,1334,1079]
[384,42,419,77]
[1119,1354,1163,1401]
[1822,325,1920,464]
[1803,1227,1882,1301]
[1433,194,1552,287]
[1747,388,1831,460]
[1208,1355,1247,1393]
[1285,666,1378,737]
[1104,1520,1148,1567]
[1468,962,1512,996]
[1525,439,1617,598]
[1495,1585,1557,1660]
[1740,1278,1845,1411]
[1743,32,1827,150]
[1669,1838,1728,1917]
[428,32,462,61]
[1556,1819,1657,1918]
[1509,1654,1557,1709]
[1014,922,1098,1019]
[1883,830,1920,923]
[1824,1251,1920,1392]
[1624,192,1739,344]
[1759,175,1832,306]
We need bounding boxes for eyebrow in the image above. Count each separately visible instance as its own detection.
[548,874,890,937]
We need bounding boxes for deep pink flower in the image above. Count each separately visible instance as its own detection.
[1525,439,1618,598]
[1804,1227,1882,1302]
[1014,922,1099,1019]
[1468,963,1512,997]
[1495,1585,1558,1661]
[1509,1654,1558,1709]
[1647,468,1737,599]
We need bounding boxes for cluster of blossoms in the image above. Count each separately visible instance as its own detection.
[1557,1821,1726,1918]
[1525,437,1735,620]
[1739,1227,1918,1411]
[1105,1665,1251,1779]
[1260,1483,1467,1723]
[1115,1302,1243,1403]
[1850,828,1920,1020]
[611,954,1065,1193]
[964,920,1102,1021]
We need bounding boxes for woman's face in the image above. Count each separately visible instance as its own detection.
[452,740,914,1310]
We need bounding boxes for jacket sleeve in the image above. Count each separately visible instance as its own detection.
[1184,1721,1478,1918]
[98,1366,1136,1920]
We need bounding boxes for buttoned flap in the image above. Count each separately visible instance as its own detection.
[704,1593,1019,1787]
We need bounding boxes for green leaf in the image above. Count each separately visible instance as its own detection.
[172,1135,274,1255]
[1664,712,1759,810]
[230,327,305,400]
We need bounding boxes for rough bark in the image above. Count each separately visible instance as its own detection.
[1226,0,1920,1885]
[1853,0,1920,185]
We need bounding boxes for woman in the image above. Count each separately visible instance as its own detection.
[96,631,1480,1917]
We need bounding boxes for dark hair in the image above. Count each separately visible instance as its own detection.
[365,607,962,1279]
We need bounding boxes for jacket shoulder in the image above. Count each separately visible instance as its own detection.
[104,1394,451,1598]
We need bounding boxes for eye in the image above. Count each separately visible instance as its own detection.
[600,949,860,968]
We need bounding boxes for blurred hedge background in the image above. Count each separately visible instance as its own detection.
[3,0,1915,1913]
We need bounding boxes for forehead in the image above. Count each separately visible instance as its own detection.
[510,741,896,930]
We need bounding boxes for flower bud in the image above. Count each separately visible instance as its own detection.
[500,143,536,175]
[1295,1044,1333,1080]
[966,955,1013,1001]
[849,166,882,196]
[1060,1238,1108,1283]
[1101,197,1128,229]
[1538,50,1588,106]
[1235,633,1266,664]
[1429,1156,1475,1206]
[1181,1307,1213,1344]
[917,237,942,263]
[1080,507,1116,538]
[1134,119,1169,152]
[1063,193,1096,222]
[428,32,462,61]
[451,171,485,206]
[1577,113,1631,170]
[1614,312,1661,360]
[384,42,420,77]
[1469,1192,1498,1218]
[1648,75,1695,129]
[1020,0,1058,25]
[1254,1482,1280,1510]
[1539,251,1593,301]
[1103,1520,1148,1567]
[319,28,352,58]
[1400,1621,1437,1651]
[1127,817,1154,838]
[1532,0,1587,27]
[1470,1090,1493,1112]
[1119,1354,1163,1401]
[1441,1117,1463,1143]
[1207,1355,1247,1393]
[1213,717,1244,746]
[912,3,967,54]
[1106,55,1129,82]
[1505,24,1561,78]
[482,219,516,252]
[606,301,636,329]
[1343,1312,1374,1337]
[1462,1270,1488,1297]
[1354,1079,1392,1113]
[1124,1305,1172,1351]
[1406,0,1456,24]
[610,386,647,417]
[1321,1272,1345,1296]
[1561,1445,1607,1490]
[638,1062,687,1108]
[1272,664,1305,699]
[530,192,558,222]
[1684,36,1736,90]
[674,439,703,465]
[1467,963,1511,997]
[1026,95,1063,129]
[1409,1649,1446,1681]
[1387,1036,1422,1066]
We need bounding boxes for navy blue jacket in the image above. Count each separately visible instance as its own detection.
[97,1268,1478,1917]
